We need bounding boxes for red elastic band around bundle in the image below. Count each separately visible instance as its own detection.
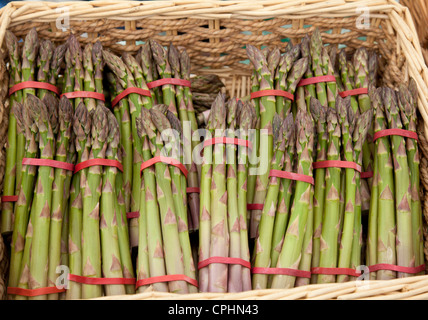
[373,129,418,142]
[203,137,252,150]
[367,264,425,274]
[297,75,336,87]
[147,78,191,89]
[312,160,362,173]
[311,267,361,277]
[74,159,123,174]
[247,204,264,210]
[22,158,75,171]
[135,274,198,289]
[1,195,18,202]
[68,274,136,285]
[251,267,311,279]
[140,156,188,178]
[269,170,315,185]
[126,211,140,219]
[111,87,152,108]
[250,90,294,101]
[186,187,200,194]
[9,81,60,96]
[7,286,66,297]
[338,88,369,98]
[60,91,105,102]
[361,171,374,179]
[197,257,251,270]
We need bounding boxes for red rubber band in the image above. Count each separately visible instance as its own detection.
[203,137,252,150]
[7,286,66,297]
[269,170,315,185]
[247,204,264,210]
[147,78,191,89]
[368,264,425,274]
[22,158,75,171]
[338,88,369,98]
[186,187,200,194]
[361,171,374,179]
[297,75,336,87]
[373,129,418,142]
[197,256,251,270]
[9,81,60,96]
[111,87,151,108]
[251,267,311,279]
[311,267,361,277]
[68,274,136,285]
[60,91,105,102]
[1,195,18,202]
[135,274,198,289]
[250,89,294,101]
[312,160,362,173]
[74,159,123,174]
[140,156,188,179]
[126,211,140,219]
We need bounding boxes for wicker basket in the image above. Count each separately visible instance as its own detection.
[0,0,428,300]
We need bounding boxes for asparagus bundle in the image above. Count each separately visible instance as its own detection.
[136,105,197,294]
[246,43,307,239]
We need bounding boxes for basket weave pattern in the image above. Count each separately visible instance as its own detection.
[0,0,427,299]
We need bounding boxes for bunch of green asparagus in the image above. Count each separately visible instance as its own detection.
[198,93,256,293]
[246,41,308,239]
[135,105,197,294]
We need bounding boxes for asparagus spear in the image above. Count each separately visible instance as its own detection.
[375,87,396,280]
[398,81,424,271]
[236,102,254,292]
[225,99,242,292]
[81,104,108,299]
[384,88,414,278]
[2,31,22,234]
[7,98,39,295]
[140,107,188,294]
[336,97,358,283]
[310,29,328,107]
[271,108,314,289]
[252,113,293,290]
[36,40,54,100]
[28,94,57,300]
[208,93,229,293]
[48,43,67,89]
[135,118,167,293]
[100,110,126,296]
[47,96,74,299]
[66,102,91,300]
[317,99,343,284]
[69,35,84,109]
[297,35,316,112]
[82,43,97,113]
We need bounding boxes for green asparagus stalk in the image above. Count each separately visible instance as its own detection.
[375,87,396,280]
[100,110,126,296]
[225,99,242,292]
[237,102,254,291]
[398,80,424,271]
[384,88,414,278]
[271,108,314,289]
[309,97,328,284]
[49,43,67,89]
[69,35,84,109]
[66,102,91,299]
[298,35,316,112]
[140,107,188,294]
[28,94,57,300]
[81,104,108,299]
[135,118,167,293]
[318,98,343,284]
[310,29,328,107]
[7,98,39,296]
[82,43,97,113]
[208,93,229,293]
[180,49,201,230]
[36,40,54,100]
[252,113,294,290]
[336,97,358,283]
[2,31,22,234]
[47,96,74,299]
